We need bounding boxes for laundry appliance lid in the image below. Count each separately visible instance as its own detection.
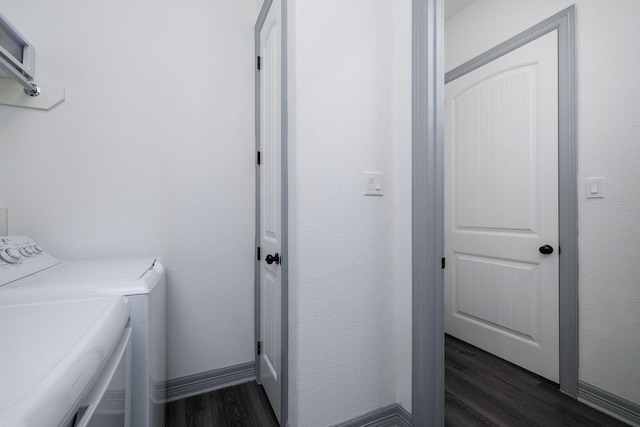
[1,257,162,296]
[0,296,129,427]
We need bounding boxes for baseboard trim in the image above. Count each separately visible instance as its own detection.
[330,404,412,427]
[578,381,640,427]
[164,361,256,402]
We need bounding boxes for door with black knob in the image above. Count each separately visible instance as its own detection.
[258,0,283,422]
[444,31,560,382]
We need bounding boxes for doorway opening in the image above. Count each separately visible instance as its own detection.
[443,2,578,398]
[411,4,577,425]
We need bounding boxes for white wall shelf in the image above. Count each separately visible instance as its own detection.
[0,76,64,110]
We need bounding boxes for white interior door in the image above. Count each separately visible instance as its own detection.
[259,0,282,422]
[444,31,559,382]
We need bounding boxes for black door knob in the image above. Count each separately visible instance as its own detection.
[539,245,554,255]
[265,253,280,265]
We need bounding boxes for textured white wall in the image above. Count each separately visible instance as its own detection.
[445,0,571,71]
[0,0,257,380]
[446,0,640,405]
[391,4,414,414]
[287,0,412,424]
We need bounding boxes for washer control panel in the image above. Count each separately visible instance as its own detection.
[0,236,61,287]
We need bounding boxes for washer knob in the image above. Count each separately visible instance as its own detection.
[0,248,22,263]
[20,247,34,257]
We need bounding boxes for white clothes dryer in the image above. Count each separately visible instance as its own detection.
[0,236,166,427]
[0,295,131,427]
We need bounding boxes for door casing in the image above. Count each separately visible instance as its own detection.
[412,3,578,426]
[444,5,578,396]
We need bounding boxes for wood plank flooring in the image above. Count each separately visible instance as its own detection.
[445,334,629,427]
[166,338,629,426]
[166,381,278,427]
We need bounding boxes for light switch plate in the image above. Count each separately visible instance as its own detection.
[0,208,6,236]
[364,172,384,196]
[586,177,604,199]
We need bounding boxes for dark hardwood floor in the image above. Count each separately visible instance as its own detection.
[166,381,279,427]
[166,338,629,426]
[445,335,629,427]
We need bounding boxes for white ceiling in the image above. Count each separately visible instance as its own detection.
[445,0,475,20]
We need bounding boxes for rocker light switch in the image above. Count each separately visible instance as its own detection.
[586,177,604,199]
[364,172,384,196]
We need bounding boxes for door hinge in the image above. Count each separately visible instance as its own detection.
[257,56,261,70]
[257,246,261,260]
[441,257,446,269]
[257,340,262,355]
[257,151,261,165]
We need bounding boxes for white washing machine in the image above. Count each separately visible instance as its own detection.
[0,294,132,426]
[0,236,166,427]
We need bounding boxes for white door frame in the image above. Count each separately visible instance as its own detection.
[412,4,578,425]
[255,0,288,424]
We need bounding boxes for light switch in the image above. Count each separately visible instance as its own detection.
[586,177,604,199]
[364,172,384,196]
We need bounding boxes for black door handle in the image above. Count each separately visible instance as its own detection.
[539,245,554,255]
[265,253,280,265]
